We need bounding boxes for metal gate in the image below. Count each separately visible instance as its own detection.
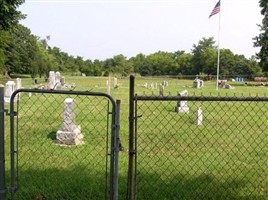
[128,76,268,200]
[0,88,120,200]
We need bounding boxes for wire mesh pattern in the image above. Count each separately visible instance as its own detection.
[133,96,267,200]
[8,91,115,199]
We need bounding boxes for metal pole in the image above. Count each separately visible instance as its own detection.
[127,75,135,200]
[113,100,120,200]
[0,85,6,200]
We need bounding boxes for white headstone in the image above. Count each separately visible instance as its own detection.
[196,107,203,125]
[56,98,84,145]
[4,81,16,103]
[107,80,110,95]
[159,85,164,96]
[55,71,61,88]
[175,90,189,113]
[49,71,56,89]
[114,77,118,88]
[16,78,22,90]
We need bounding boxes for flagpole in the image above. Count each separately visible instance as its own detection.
[216,1,221,90]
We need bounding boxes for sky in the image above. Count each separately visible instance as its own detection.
[19,0,263,61]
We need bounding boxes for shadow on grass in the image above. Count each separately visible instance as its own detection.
[47,131,56,141]
[9,166,265,200]
[134,172,265,200]
[12,166,111,200]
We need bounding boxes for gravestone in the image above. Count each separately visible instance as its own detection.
[4,81,16,103]
[49,71,56,89]
[15,78,22,101]
[106,80,110,95]
[196,107,203,125]
[175,90,189,113]
[159,84,164,96]
[114,77,118,88]
[55,71,61,88]
[56,98,84,145]
[193,78,204,88]
[60,76,65,86]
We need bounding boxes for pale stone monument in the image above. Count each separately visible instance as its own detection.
[196,107,203,125]
[49,71,56,89]
[106,80,111,95]
[159,84,164,96]
[15,78,22,101]
[114,77,118,88]
[4,81,16,103]
[56,98,84,145]
[55,71,61,88]
[193,78,204,88]
[60,76,65,86]
[175,90,189,113]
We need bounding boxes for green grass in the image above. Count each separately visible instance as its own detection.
[3,76,268,199]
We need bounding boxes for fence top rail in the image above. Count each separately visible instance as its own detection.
[134,95,268,102]
[9,88,117,115]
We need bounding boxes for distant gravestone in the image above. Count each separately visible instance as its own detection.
[49,71,56,89]
[15,78,22,101]
[60,76,65,86]
[193,78,204,88]
[196,107,203,125]
[114,77,118,88]
[106,80,110,95]
[56,98,84,145]
[55,71,61,88]
[159,84,164,96]
[4,81,16,103]
[175,90,189,113]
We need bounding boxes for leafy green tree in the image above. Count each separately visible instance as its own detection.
[4,24,39,75]
[254,0,268,72]
[130,53,146,75]
[0,0,25,30]
[175,53,193,75]
[191,37,217,74]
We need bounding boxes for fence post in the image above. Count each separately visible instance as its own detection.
[0,85,6,200]
[127,75,135,200]
[113,100,120,200]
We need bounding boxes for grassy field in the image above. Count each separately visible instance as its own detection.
[2,75,268,199]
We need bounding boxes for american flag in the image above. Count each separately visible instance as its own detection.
[209,0,220,18]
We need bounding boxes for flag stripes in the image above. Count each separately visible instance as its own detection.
[209,0,220,18]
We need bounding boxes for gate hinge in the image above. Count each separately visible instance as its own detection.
[7,111,17,117]
[129,115,142,121]
[128,150,136,155]
[1,109,17,116]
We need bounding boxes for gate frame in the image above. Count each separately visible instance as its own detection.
[0,88,120,200]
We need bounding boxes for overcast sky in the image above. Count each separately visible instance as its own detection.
[19,0,262,60]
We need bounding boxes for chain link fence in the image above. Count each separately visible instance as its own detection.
[2,89,119,200]
[129,95,267,200]
[127,76,268,200]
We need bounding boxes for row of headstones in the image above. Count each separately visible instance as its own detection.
[4,78,22,103]
[57,92,202,146]
[106,77,119,95]
[49,71,65,89]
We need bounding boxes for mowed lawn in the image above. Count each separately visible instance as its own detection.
[3,76,268,199]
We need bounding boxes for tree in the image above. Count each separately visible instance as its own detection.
[254,0,268,72]
[191,37,217,74]
[0,0,25,30]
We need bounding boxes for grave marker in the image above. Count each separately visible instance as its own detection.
[175,90,189,113]
[56,98,84,145]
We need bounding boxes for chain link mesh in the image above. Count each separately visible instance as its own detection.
[9,91,114,199]
[134,97,267,199]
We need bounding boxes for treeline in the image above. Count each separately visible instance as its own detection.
[0,24,264,78]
